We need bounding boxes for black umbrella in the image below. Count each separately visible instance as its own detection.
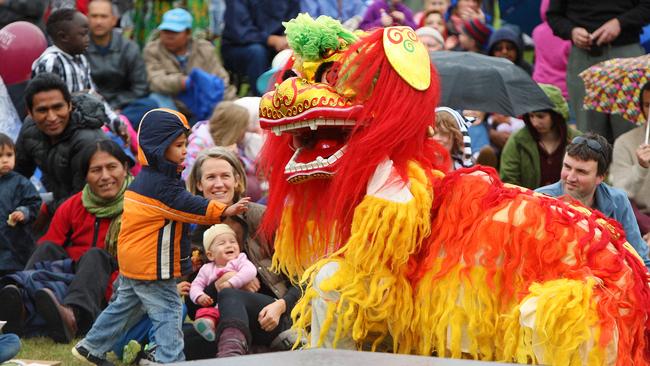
[430,51,554,116]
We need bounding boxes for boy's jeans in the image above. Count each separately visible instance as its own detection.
[77,276,184,363]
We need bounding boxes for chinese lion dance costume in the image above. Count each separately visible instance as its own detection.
[258,14,650,365]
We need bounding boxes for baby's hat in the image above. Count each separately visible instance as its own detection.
[203,223,236,252]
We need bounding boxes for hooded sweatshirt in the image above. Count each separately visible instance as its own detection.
[531,0,570,98]
[500,84,580,189]
[117,108,227,280]
[487,25,533,75]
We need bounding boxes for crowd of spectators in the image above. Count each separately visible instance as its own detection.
[0,0,649,364]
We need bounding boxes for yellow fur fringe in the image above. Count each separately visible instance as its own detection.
[271,214,333,282]
[414,265,606,365]
[291,162,433,352]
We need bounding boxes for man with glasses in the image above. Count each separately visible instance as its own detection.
[536,132,650,269]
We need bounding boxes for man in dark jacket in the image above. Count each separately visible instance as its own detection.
[547,0,650,142]
[86,0,156,128]
[14,73,107,214]
[221,0,299,96]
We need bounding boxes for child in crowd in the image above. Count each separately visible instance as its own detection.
[183,101,264,201]
[422,9,448,37]
[414,0,450,25]
[359,0,417,30]
[457,18,491,53]
[432,108,473,170]
[183,101,250,181]
[416,27,445,52]
[0,133,41,275]
[73,108,250,364]
[449,0,486,25]
[190,224,257,341]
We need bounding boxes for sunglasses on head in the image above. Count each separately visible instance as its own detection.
[571,136,603,154]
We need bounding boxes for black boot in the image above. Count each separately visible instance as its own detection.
[0,284,25,335]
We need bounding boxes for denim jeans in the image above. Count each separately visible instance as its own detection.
[0,333,21,362]
[77,276,184,363]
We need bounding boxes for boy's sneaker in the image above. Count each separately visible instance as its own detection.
[193,317,216,341]
[122,340,142,364]
[72,344,115,366]
[137,342,160,365]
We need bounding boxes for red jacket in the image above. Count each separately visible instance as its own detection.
[38,191,110,261]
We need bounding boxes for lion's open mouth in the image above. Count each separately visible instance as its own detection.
[273,118,355,183]
[259,77,363,183]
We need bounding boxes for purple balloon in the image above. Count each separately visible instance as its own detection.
[0,21,48,85]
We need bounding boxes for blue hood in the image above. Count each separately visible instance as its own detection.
[487,25,524,63]
[137,108,190,177]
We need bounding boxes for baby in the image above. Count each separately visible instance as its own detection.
[190,224,257,341]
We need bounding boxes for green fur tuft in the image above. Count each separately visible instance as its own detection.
[283,13,358,61]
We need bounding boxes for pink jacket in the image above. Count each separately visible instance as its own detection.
[531,0,571,98]
[189,253,257,303]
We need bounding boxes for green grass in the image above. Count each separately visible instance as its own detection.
[15,337,127,365]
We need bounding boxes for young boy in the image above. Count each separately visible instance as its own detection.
[72,108,250,364]
[0,133,41,275]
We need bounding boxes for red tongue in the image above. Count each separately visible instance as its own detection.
[296,138,344,163]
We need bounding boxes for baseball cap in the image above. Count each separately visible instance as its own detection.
[158,8,193,32]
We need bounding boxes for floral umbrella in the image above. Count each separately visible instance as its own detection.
[580,54,650,125]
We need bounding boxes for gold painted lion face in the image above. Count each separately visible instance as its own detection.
[259,72,362,184]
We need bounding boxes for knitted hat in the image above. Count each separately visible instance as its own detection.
[416,27,445,48]
[203,224,237,252]
[462,19,491,48]
[537,83,569,121]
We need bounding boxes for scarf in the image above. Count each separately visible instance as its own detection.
[81,175,133,257]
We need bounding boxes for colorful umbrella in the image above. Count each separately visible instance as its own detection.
[580,54,650,125]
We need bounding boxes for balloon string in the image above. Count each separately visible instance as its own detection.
[645,120,649,145]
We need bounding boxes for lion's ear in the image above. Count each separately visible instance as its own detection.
[383,26,431,91]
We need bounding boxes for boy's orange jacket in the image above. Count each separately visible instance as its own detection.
[117,109,226,280]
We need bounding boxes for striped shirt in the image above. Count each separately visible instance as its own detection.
[31,46,96,94]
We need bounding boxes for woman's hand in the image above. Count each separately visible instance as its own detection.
[258,299,286,332]
[242,277,261,293]
[197,294,214,307]
[177,281,191,296]
[216,272,236,291]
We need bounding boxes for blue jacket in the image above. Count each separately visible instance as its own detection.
[222,0,299,46]
[0,171,42,271]
[536,181,650,268]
